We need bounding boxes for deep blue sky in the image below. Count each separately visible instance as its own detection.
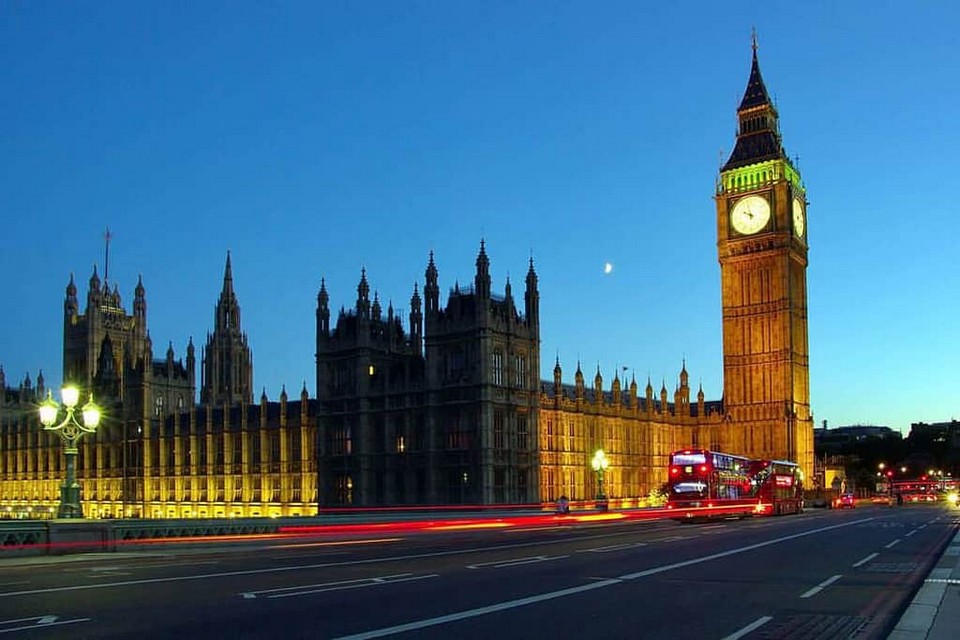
[2,2,957,435]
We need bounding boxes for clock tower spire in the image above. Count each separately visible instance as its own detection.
[716,38,813,481]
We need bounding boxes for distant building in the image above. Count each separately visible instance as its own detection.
[816,425,902,443]
[909,421,960,445]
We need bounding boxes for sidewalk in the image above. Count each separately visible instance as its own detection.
[889,528,960,639]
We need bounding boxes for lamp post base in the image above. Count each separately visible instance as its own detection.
[57,483,83,519]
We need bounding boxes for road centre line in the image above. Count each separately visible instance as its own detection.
[800,574,842,599]
[852,552,879,568]
[885,539,901,549]
[334,519,875,639]
[466,555,567,569]
[721,616,773,640]
[241,573,438,599]
[0,526,669,598]
[646,535,695,543]
[0,616,90,634]
[333,579,626,640]
[577,542,647,553]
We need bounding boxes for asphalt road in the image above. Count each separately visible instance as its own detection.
[0,504,956,640]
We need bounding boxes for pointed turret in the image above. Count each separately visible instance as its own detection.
[525,256,539,327]
[186,336,196,385]
[553,356,563,396]
[356,268,371,319]
[223,250,234,295]
[475,239,491,300]
[409,282,423,355]
[202,252,253,405]
[87,264,101,307]
[217,252,241,331]
[134,274,146,319]
[317,278,330,338]
[424,251,439,315]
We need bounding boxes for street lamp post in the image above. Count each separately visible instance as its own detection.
[38,385,101,518]
[591,449,609,511]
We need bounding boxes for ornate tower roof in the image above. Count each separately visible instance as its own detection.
[722,35,788,172]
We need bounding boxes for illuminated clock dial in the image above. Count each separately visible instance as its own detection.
[730,195,771,235]
[792,196,805,238]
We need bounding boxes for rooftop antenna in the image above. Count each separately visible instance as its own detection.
[103,227,113,283]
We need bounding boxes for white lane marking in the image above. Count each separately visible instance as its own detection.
[0,615,91,634]
[63,560,221,572]
[333,579,625,640]
[647,535,695,543]
[577,542,647,553]
[466,555,567,570]
[335,519,874,639]
[852,552,879,568]
[800,574,842,599]
[905,529,917,537]
[885,539,901,549]
[616,521,869,581]
[0,527,666,598]
[242,573,438,599]
[699,524,729,535]
[722,616,773,640]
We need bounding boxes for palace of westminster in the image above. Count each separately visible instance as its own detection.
[0,46,814,519]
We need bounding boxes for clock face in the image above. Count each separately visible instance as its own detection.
[730,195,771,235]
[792,196,805,238]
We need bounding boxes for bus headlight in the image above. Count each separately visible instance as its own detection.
[947,492,958,505]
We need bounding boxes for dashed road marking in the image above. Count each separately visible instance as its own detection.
[800,574,842,599]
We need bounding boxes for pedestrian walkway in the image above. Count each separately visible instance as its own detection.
[888,528,960,639]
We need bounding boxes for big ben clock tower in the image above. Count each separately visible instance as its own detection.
[716,38,814,481]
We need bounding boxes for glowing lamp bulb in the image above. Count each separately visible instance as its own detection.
[38,390,59,427]
[61,385,80,408]
[82,395,101,428]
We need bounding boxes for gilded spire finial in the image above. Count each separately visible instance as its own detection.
[751,27,758,54]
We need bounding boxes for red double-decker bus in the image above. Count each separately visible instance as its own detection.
[666,449,763,519]
[891,480,940,503]
[747,459,804,515]
[666,449,803,519]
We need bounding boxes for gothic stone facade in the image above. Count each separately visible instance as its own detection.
[0,45,813,517]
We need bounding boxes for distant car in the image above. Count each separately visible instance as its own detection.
[834,493,856,509]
